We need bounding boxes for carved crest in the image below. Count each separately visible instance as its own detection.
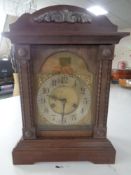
[33,9,92,23]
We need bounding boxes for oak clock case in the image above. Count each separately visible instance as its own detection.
[4,5,129,164]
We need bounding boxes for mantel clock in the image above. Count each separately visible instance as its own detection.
[4,5,129,164]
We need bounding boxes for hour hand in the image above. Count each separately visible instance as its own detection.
[48,95,66,102]
[48,95,59,101]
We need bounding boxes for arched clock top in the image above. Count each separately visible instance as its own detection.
[3,5,129,44]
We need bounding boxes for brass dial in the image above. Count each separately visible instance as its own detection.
[37,74,91,125]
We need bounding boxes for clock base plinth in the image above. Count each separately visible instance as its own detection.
[12,138,115,164]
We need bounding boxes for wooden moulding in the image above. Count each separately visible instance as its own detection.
[36,130,93,138]
[3,5,129,45]
[12,138,115,164]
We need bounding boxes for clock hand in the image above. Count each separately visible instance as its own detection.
[61,99,67,124]
[48,95,62,101]
[48,95,67,102]
[49,95,67,122]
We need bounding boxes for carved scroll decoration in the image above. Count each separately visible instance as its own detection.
[34,9,92,23]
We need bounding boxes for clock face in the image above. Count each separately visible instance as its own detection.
[37,74,91,125]
[35,51,93,129]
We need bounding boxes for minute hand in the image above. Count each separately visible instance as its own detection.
[61,99,67,124]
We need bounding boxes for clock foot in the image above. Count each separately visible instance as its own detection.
[12,138,116,164]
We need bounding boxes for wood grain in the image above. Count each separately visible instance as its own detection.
[13,138,116,164]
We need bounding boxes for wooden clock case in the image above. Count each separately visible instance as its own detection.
[4,5,129,164]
